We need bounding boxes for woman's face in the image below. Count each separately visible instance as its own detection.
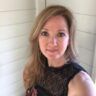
[38,16,69,61]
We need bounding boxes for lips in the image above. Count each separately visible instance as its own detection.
[46,49,58,53]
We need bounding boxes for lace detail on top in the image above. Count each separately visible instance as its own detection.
[37,61,86,96]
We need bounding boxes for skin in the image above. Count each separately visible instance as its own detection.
[37,15,96,96]
[68,71,96,96]
[39,15,69,67]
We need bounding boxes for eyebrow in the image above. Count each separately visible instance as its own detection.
[58,29,67,31]
[42,28,67,31]
[41,28,48,31]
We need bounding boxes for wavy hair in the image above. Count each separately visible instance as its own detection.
[23,5,76,89]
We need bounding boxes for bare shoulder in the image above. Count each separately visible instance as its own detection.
[68,71,96,96]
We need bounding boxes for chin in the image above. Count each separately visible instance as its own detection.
[47,55,60,60]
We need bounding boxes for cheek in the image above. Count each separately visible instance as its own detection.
[65,39,69,46]
[62,38,69,49]
[39,39,46,51]
[39,39,42,49]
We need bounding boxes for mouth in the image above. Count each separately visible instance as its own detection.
[46,49,59,57]
[46,49,58,53]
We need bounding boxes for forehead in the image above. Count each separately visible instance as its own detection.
[43,15,68,30]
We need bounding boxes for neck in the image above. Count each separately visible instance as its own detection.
[48,57,67,68]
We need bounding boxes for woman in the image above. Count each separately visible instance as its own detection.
[23,5,96,96]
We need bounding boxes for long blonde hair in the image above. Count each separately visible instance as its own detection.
[23,5,76,89]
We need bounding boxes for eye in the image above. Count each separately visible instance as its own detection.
[40,31,49,36]
[57,32,65,37]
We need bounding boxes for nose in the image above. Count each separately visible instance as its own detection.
[48,36,58,46]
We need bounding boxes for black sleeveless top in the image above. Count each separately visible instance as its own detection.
[26,61,86,96]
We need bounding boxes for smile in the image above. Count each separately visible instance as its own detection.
[46,49,58,53]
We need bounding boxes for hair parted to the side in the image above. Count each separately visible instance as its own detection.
[23,5,77,89]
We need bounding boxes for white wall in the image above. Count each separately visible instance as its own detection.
[35,0,46,15]
[0,1,96,96]
[0,0,35,96]
[92,39,96,81]
[45,0,96,78]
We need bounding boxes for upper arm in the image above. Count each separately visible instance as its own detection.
[68,71,96,96]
